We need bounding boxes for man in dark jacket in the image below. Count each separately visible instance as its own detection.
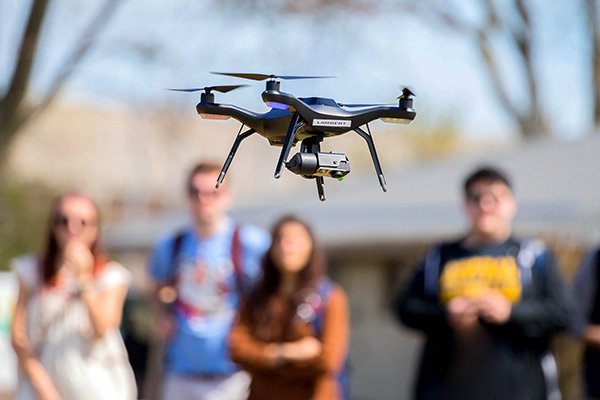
[573,247,600,400]
[393,166,572,400]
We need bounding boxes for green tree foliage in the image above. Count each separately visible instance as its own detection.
[0,181,56,271]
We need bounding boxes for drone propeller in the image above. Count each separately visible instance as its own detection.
[166,84,248,93]
[396,86,416,110]
[398,86,416,99]
[339,86,415,108]
[211,72,335,81]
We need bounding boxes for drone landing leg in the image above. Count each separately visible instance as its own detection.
[354,126,387,192]
[274,114,300,179]
[216,127,256,188]
[315,177,326,201]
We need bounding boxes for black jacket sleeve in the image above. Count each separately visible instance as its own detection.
[506,251,573,340]
[392,263,450,334]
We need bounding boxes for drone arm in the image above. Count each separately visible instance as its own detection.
[262,90,315,117]
[216,127,256,188]
[348,107,417,127]
[274,113,301,179]
[196,103,265,132]
[263,90,416,128]
[354,126,387,192]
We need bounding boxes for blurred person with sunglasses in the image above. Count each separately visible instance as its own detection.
[11,192,136,400]
[393,166,572,400]
[148,162,270,400]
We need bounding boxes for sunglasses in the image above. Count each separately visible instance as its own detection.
[187,186,223,198]
[54,215,96,228]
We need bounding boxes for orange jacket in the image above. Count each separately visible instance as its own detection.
[229,284,349,400]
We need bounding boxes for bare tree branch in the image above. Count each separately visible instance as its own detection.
[477,30,519,118]
[24,0,122,126]
[515,0,546,136]
[406,0,548,138]
[0,0,50,145]
[0,0,121,164]
[476,0,521,119]
[587,0,600,129]
[409,1,478,36]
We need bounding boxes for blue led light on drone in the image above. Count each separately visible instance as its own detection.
[266,101,290,110]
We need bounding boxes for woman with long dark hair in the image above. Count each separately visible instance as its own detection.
[11,192,136,400]
[229,215,349,400]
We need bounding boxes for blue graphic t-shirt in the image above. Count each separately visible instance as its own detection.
[149,218,270,375]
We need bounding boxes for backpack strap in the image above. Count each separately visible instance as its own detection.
[595,247,600,285]
[516,239,561,400]
[168,230,187,287]
[423,244,442,296]
[231,225,245,297]
[311,278,334,337]
[516,239,548,287]
[168,226,244,295]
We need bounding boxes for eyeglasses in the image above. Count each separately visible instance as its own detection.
[54,215,96,229]
[466,191,508,205]
[187,186,223,199]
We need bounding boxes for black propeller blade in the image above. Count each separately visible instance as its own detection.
[211,72,335,81]
[166,84,248,93]
[398,86,416,99]
[340,86,416,108]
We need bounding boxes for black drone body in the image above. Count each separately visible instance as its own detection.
[172,72,417,201]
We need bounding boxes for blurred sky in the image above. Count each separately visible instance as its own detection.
[0,0,590,140]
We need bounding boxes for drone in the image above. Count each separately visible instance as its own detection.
[169,72,416,201]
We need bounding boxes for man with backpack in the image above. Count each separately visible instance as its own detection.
[148,162,270,400]
[573,246,600,400]
[393,166,572,400]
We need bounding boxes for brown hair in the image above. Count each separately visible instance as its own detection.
[40,192,106,286]
[243,215,326,340]
[463,166,512,197]
[185,162,224,194]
